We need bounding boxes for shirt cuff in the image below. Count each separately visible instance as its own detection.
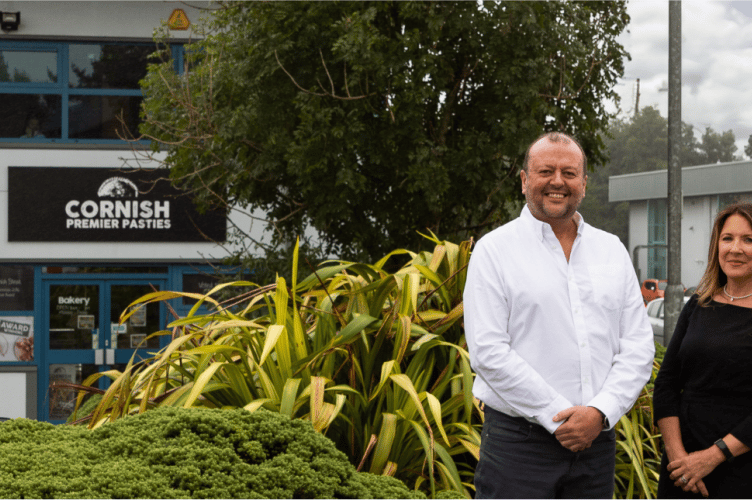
[585,395,618,431]
[535,394,574,434]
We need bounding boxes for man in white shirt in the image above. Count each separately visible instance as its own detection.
[464,132,654,498]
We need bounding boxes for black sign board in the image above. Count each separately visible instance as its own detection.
[182,273,221,305]
[8,167,226,242]
[0,266,34,311]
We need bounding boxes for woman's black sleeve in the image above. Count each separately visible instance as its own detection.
[653,295,698,424]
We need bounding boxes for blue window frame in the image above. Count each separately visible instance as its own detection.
[0,40,182,145]
[647,198,667,280]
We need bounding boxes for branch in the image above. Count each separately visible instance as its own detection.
[539,56,601,101]
[320,48,336,96]
[274,50,376,101]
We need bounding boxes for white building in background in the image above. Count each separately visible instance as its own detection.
[0,2,266,422]
[609,160,752,289]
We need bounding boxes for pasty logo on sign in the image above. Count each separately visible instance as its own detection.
[98,177,138,197]
[65,176,171,230]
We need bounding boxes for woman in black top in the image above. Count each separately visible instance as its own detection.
[654,203,752,498]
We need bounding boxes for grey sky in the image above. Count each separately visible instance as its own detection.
[610,0,752,159]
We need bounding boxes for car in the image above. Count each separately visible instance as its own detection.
[641,279,667,304]
[641,279,688,305]
[646,296,691,344]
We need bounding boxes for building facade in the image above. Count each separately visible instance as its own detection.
[0,2,260,422]
[610,160,752,289]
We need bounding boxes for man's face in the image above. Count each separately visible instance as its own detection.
[521,139,587,226]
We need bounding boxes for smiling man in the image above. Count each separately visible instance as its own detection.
[464,132,655,498]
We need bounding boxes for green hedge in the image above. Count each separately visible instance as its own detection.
[0,407,425,499]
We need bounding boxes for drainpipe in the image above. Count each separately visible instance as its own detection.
[631,244,668,282]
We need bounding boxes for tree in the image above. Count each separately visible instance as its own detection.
[745,135,752,159]
[604,107,668,175]
[698,126,737,163]
[139,1,631,262]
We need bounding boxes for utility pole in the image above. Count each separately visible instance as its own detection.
[634,78,640,118]
[665,1,683,345]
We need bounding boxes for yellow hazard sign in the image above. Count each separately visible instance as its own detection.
[168,9,190,30]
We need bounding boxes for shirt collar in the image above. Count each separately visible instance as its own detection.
[521,204,585,241]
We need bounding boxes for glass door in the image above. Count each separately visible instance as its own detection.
[107,283,163,361]
[47,281,99,421]
[44,279,165,422]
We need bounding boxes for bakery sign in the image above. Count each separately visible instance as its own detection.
[8,167,226,242]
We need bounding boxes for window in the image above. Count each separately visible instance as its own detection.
[647,199,667,280]
[0,41,181,144]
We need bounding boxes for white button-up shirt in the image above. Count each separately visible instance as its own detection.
[464,205,654,434]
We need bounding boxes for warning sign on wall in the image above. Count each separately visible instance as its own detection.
[168,9,190,30]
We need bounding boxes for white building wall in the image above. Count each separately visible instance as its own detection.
[614,162,752,290]
[681,196,712,288]
[0,1,207,39]
[627,194,752,288]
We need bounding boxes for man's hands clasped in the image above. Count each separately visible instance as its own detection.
[553,406,603,452]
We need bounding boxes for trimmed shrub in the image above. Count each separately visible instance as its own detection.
[0,407,424,499]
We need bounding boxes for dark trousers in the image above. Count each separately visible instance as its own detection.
[475,406,616,499]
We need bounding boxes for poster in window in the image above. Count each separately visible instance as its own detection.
[77,315,95,330]
[130,305,147,327]
[130,334,146,348]
[0,316,34,362]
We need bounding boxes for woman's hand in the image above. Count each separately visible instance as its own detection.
[667,446,725,498]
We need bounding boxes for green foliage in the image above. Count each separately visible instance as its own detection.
[653,340,667,366]
[76,236,477,498]
[66,394,102,424]
[139,1,631,262]
[698,126,738,163]
[433,491,465,499]
[613,350,664,499]
[0,407,423,499]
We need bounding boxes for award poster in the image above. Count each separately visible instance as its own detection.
[0,316,34,362]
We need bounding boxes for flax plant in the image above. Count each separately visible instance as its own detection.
[75,235,480,498]
[613,358,663,499]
